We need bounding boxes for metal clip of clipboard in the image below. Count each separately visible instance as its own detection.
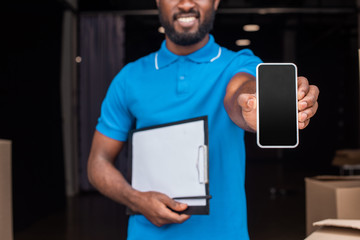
[197,145,208,184]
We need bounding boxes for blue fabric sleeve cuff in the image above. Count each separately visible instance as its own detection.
[96,123,129,142]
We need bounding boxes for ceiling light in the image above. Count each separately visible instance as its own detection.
[243,24,260,32]
[158,26,165,34]
[75,56,82,63]
[235,39,251,46]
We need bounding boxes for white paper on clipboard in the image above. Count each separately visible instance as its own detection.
[130,117,210,214]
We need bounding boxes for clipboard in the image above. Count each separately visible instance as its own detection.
[127,116,210,215]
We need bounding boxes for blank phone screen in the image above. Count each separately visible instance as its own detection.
[257,64,298,148]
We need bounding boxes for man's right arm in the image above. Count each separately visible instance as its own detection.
[87,130,190,227]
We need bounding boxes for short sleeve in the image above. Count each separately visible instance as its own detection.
[96,66,135,141]
[229,49,263,77]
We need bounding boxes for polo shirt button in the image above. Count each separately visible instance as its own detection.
[179,76,185,80]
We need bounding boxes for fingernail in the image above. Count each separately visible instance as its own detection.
[301,113,307,121]
[299,101,307,110]
[300,91,306,98]
[247,99,255,109]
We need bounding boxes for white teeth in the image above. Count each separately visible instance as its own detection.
[178,17,196,23]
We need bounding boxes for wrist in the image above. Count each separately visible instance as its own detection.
[123,187,143,212]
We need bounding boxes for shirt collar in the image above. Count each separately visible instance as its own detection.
[154,34,222,70]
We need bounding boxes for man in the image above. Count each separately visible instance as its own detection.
[88,0,319,239]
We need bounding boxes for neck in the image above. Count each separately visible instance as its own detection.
[165,34,210,56]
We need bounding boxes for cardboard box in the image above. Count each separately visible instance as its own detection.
[305,176,360,235]
[332,149,360,166]
[305,219,360,239]
[0,140,12,240]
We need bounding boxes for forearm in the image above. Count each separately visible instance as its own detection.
[88,156,141,211]
[87,131,190,226]
[224,72,256,132]
[87,131,143,212]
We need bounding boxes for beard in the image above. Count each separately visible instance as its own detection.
[158,7,216,46]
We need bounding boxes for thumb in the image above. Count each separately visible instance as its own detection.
[165,198,188,212]
[158,193,188,212]
[237,94,256,112]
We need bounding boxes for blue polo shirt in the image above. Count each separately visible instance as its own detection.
[97,35,262,240]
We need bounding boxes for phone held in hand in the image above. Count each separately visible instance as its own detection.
[256,63,299,148]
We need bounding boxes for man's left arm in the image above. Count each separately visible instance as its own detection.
[223,72,319,132]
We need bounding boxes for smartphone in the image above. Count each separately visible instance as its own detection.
[256,63,299,148]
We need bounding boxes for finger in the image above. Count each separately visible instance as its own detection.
[148,193,190,226]
[297,76,310,100]
[165,210,191,224]
[158,209,191,225]
[299,119,310,130]
[298,85,319,111]
[158,194,188,212]
[237,94,256,112]
[154,200,190,225]
[159,197,190,223]
[177,213,191,223]
[298,101,318,122]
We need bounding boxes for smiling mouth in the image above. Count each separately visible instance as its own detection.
[174,13,199,28]
[174,10,199,21]
[177,16,196,23]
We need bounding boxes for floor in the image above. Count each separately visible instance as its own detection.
[14,162,318,240]
[246,162,308,240]
[14,193,129,240]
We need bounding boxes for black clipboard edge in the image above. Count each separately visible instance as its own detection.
[126,116,210,215]
[126,204,209,215]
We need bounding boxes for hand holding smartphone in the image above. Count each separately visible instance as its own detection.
[256,63,299,148]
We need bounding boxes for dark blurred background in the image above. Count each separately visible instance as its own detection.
[1,0,359,239]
